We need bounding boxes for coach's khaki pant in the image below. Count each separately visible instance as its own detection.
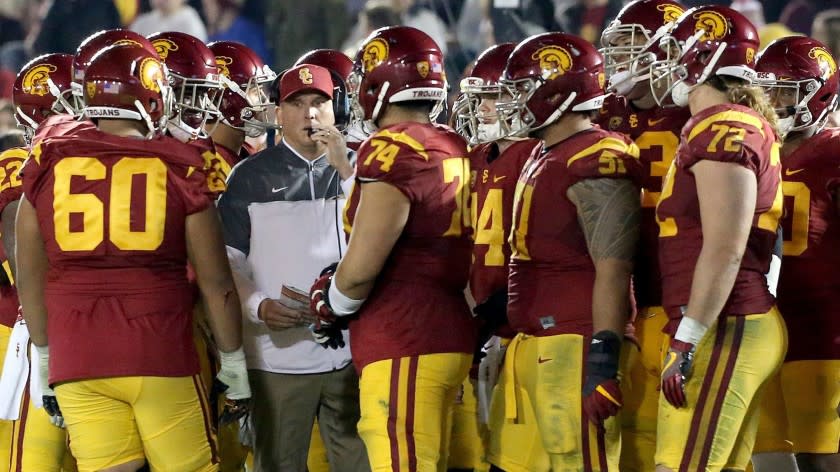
[249,365,369,472]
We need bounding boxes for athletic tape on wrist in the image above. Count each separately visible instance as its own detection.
[675,316,708,345]
[328,280,364,316]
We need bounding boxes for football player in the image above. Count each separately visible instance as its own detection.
[15,44,250,472]
[207,40,275,170]
[148,31,252,472]
[753,36,840,472]
[498,32,642,471]
[596,1,688,470]
[0,52,81,472]
[650,6,786,471]
[309,26,477,471]
[453,42,548,472]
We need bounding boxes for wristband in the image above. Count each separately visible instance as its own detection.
[328,280,365,316]
[674,316,708,345]
[219,347,247,369]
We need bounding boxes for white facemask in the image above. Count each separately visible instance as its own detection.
[671,81,691,107]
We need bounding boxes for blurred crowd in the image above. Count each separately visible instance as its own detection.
[0,0,835,134]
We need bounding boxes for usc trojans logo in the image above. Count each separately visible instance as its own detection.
[416,61,429,78]
[298,67,313,84]
[139,57,164,92]
[693,10,729,41]
[86,81,96,99]
[809,47,837,80]
[657,4,685,23]
[531,46,572,81]
[152,39,179,61]
[216,56,233,78]
[21,63,57,96]
[113,39,143,48]
[362,38,389,73]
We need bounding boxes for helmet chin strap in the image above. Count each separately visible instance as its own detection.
[531,92,576,132]
[370,81,391,124]
[134,99,157,139]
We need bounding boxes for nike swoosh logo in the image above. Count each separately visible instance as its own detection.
[537,357,552,364]
[271,186,288,193]
[785,168,805,177]
[493,175,506,183]
[648,117,667,126]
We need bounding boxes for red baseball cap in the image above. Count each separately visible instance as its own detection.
[278,64,334,102]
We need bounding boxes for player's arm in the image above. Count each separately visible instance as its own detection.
[14,198,48,346]
[186,205,243,353]
[685,160,756,328]
[568,177,640,335]
[660,160,757,408]
[335,181,409,299]
[2,199,19,277]
[568,176,639,424]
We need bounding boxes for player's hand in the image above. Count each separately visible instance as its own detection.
[661,339,695,408]
[311,125,353,180]
[309,270,337,324]
[36,346,64,428]
[258,299,313,330]
[310,318,346,350]
[214,347,251,426]
[582,331,623,425]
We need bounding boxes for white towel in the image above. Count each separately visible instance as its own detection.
[0,319,30,420]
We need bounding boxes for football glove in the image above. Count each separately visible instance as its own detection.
[582,330,623,425]
[477,336,506,424]
[661,338,695,408]
[309,266,338,324]
[36,345,64,428]
[214,347,251,426]
[473,289,509,362]
[310,318,346,350]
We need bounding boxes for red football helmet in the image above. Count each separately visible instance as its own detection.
[72,29,159,115]
[294,49,353,80]
[453,42,516,144]
[208,41,275,137]
[349,26,447,128]
[756,36,839,136]
[83,44,172,136]
[148,31,223,139]
[649,5,760,106]
[497,32,607,137]
[600,0,686,95]
[13,53,75,141]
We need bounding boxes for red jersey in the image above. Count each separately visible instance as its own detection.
[32,114,96,145]
[22,130,211,383]
[188,138,244,198]
[469,139,540,305]
[657,104,782,331]
[343,122,476,369]
[0,147,25,327]
[507,128,642,337]
[776,128,840,361]
[597,95,691,308]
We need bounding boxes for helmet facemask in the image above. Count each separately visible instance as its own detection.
[454,77,509,144]
[496,77,574,138]
[169,70,224,140]
[760,75,838,136]
[218,66,277,138]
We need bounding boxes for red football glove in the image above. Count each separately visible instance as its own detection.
[309,273,337,325]
[661,339,695,408]
[582,331,623,425]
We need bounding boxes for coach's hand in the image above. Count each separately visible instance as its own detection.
[36,345,64,428]
[582,331,623,425]
[312,125,353,180]
[215,347,251,426]
[258,299,313,330]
